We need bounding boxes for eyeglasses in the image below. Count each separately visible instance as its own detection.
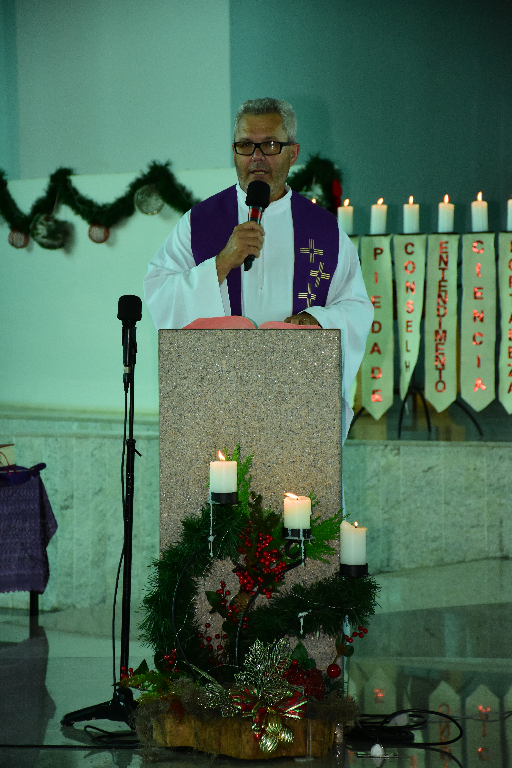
[233,141,294,156]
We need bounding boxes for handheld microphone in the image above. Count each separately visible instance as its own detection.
[244,180,270,271]
[117,295,142,390]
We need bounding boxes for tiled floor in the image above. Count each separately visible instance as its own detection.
[1,602,510,767]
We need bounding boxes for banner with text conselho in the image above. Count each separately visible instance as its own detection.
[499,232,512,413]
[360,234,393,419]
[461,233,496,411]
[425,235,459,411]
[393,234,426,401]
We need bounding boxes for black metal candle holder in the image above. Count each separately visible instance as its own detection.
[210,490,238,505]
[281,526,311,540]
[339,563,369,578]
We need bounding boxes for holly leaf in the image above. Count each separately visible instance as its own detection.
[133,659,149,676]
[205,590,228,618]
[342,645,354,658]
[291,641,316,670]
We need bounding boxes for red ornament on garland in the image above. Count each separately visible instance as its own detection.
[88,223,110,243]
[8,230,29,249]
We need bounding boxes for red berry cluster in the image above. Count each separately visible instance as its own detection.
[346,625,368,644]
[283,660,325,699]
[235,522,287,599]
[163,648,179,674]
[120,666,133,680]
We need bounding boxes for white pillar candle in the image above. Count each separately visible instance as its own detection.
[337,199,354,235]
[507,198,512,231]
[370,198,387,235]
[471,192,488,232]
[438,194,454,233]
[403,196,420,234]
[340,520,367,565]
[283,493,311,529]
[210,452,237,493]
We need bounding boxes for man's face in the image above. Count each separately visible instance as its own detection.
[233,113,300,202]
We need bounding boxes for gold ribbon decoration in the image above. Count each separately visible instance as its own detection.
[229,684,306,754]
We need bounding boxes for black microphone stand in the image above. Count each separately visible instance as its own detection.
[61,299,141,730]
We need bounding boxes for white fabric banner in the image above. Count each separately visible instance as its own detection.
[460,234,496,411]
[360,235,394,419]
[498,232,512,414]
[424,235,460,411]
[393,234,426,400]
[348,235,360,409]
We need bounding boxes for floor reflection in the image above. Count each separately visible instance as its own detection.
[0,605,510,766]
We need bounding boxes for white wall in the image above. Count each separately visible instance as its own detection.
[14,0,231,178]
[0,168,236,413]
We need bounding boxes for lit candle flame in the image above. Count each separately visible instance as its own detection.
[354,521,359,528]
[409,196,414,205]
[284,492,299,499]
[344,198,350,207]
[218,451,226,461]
[311,198,317,204]
[444,194,449,203]
[377,198,384,205]
[477,191,483,202]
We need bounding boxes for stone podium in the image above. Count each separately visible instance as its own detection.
[158,329,343,554]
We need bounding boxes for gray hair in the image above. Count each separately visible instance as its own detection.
[234,98,297,142]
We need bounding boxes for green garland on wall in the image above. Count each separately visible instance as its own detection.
[0,156,342,249]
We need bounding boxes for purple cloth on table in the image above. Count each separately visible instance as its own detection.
[0,475,57,593]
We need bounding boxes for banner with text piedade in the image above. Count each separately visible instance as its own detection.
[460,234,496,411]
[424,235,460,411]
[360,235,394,418]
[499,232,512,413]
[393,234,426,401]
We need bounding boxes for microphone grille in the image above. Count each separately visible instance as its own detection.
[117,295,142,325]
[246,180,271,209]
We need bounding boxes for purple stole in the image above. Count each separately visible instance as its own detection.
[190,185,339,316]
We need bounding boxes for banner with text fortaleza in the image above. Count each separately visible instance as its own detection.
[461,233,496,411]
[360,235,393,419]
[499,233,512,414]
[425,235,460,411]
[394,234,426,401]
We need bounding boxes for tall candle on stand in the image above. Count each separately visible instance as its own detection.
[471,191,488,232]
[338,198,354,235]
[507,197,512,231]
[210,452,237,493]
[438,194,454,233]
[340,520,367,565]
[370,198,387,235]
[403,196,420,233]
[283,493,311,529]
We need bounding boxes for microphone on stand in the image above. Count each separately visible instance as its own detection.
[244,180,270,271]
[117,295,142,391]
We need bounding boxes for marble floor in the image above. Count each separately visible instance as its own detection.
[1,599,510,768]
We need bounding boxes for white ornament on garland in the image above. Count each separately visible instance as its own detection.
[134,184,164,215]
[29,213,69,250]
[88,223,110,243]
[8,230,29,248]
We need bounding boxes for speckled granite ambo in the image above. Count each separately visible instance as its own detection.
[158,329,342,554]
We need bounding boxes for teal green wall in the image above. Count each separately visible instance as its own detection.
[230,0,512,234]
[0,0,19,177]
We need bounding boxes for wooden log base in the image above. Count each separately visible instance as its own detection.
[152,712,336,759]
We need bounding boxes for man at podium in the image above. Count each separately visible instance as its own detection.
[143,98,372,439]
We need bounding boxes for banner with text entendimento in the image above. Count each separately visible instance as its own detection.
[425,235,459,411]
[360,235,393,419]
[499,232,512,413]
[461,233,496,411]
[393,234,426,400]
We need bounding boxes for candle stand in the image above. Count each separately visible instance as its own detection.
[339,563,369,578]
[282,526,312,567]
